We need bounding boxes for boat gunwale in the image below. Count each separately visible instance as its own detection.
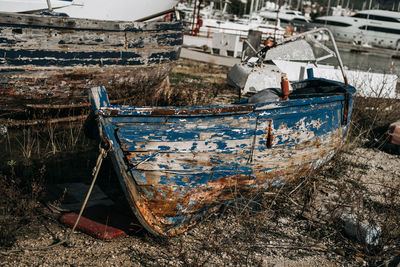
[94,94,346,118]
[95,96,354,119]
[92,78,356,118]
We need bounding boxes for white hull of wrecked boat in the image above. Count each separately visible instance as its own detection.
[0,0,179,21]
[228,28,399,99]
[230,61,399,99]
[273,61,399,99]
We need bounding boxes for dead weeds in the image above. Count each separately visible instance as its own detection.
[1,59,400,266]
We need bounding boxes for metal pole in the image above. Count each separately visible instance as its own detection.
[198,0,202,18]
[46,0,53,11]
[222,0,228,13]
[191,0,197,36]
[274,0,281,40]
[250,0,254,15]
[326,0,331,16]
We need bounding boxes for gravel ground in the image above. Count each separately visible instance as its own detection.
[1,145,399,266]
[1,59,400,266]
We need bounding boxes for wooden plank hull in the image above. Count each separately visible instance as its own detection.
[89,79,356,236]
[0,12,182,122]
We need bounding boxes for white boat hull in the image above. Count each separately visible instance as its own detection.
[0,0,178,21]
[229,60,399,99]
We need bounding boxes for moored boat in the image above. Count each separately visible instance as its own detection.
[0,11,183,125]
[87,56,356,236]
[310,9,400,50]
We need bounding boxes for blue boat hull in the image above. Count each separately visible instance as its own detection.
[88,79,355,236]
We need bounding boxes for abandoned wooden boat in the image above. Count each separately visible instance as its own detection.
[88,69,356,236]
[0,0,178,22]
[0,11,182,125]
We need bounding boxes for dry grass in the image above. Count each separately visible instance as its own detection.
[349,96,400,145]
[0,59,399,265]
[0,164,45,247]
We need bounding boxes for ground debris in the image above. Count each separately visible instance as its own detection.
[1,59,400,266]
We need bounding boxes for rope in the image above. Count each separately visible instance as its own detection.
[67,145,108,239]
[0,142,111,256]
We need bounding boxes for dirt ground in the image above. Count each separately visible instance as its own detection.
[1,145,399,266]
[1,59,400,266]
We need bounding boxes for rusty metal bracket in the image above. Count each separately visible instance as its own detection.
[342,92,350,126]
[96,118,114,153]
[266,120,274,148]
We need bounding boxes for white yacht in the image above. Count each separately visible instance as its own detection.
[257,6,310,31]
[312,10,400,50]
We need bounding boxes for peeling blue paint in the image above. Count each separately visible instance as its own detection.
[88,80,356,236]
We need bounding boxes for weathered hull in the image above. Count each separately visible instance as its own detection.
[0,12,182,123]
[89,79,356,236]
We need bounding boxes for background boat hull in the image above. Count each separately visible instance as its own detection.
[0,12,183,123]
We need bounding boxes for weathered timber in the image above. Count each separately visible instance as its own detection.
[88,77,356,236]
[0,12,183,123]
[0,115,87,127]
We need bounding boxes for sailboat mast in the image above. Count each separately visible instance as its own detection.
[274,0,281,40]
[191,0,198,36]
[326,0,331,16]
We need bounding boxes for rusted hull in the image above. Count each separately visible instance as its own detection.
[0,12,182,123]
[88,79,356,236]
